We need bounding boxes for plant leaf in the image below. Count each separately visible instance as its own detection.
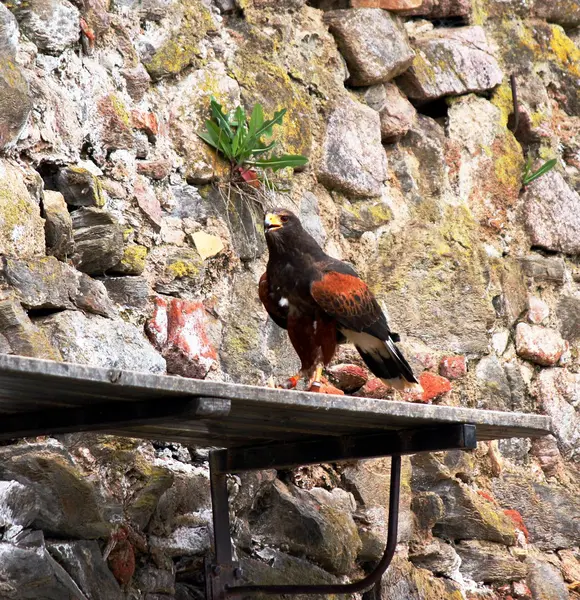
[250,154,308,172]
[197,131,220,151]
[210,97,234,141]
[205,119,233,161]
[249,140,277,156]
[248,103,264,139]
[523,158,557,185]
[256,108,286,140]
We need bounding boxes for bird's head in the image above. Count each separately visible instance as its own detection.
[264,208,301,235]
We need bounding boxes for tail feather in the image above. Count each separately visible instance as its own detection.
[353,334,420,392]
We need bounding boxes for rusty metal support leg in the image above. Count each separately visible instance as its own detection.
[207,454,401,598]
[206,452,238,600]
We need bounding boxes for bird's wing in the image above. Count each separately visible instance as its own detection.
[310,268,391,338]
[259,271,288,329]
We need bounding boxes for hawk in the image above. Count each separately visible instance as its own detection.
[259,208,419,393]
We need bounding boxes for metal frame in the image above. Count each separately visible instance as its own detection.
[205,423,477,599]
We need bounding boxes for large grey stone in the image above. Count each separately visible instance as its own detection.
[0,480,39,536]
[0,542,88,599]
[557,295,580,341]
[324,9,414,86]
[527,559,570,600]
[0,5,31,150]
[317,95,387,198]
[43,191,74,260]
[533,0,580,27]
[523,170,580,255]
[0,442,109,539]
[456,540,527,583]
[102,276,150,309]
[397,26,503,102]
[248,478,361,575]
[493,473,580,551]
[515,323,567,367]
[0,256,114,317]
[409,538,460,577]
[533,368,580,460]
[37,310,166,373]
[9,0,80,55]
[475,356,512,411]
[47,540,123,600]
[0,161,45,258]
[399,0,471,17]
[71,208,124,275]
[0,297,62,360]
[360,82,416,142]
[55,166,105,208]
[518,255,566,284]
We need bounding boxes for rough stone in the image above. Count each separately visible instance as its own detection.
[439,355,466,380]
[557,295,580,341]
[372,206,494,355]
[47,540,123,600]
[9,0,80,55]
[299,191,327,246]
[0,442,109,539]
[413,371,452,403]
[111,244,148,276]
[399,0,471,17]
[317,95,387,197]
[0,480,40,537]
[145,297,217,379]
[43,190,74,260]
[0,256,114,317]
[533,0,580,27]
[0,162,45,259]
[409,538,461,577]
[523,170,580,255]
[366,553,463,600]
[518,255,566,284]
[191,231,224,261]
[493,473,580,550]
[456,540,527,583]
[249,478,361,575]
[102,276,150,308]
[140,0,215,81]
[412,459,517,544]
[137,158,173,181]
[134,175,163,228]
[475,355,512,411]
[134,565,175,596]
[324,9,414,87]
[515,323,567,367]
[533,368,580,460]
[37,310,166,373]
[340,199,392,238]
[530,435,563,478]
[149,525,210,557]
[360,83,416,142]
[351,0,422,7]
[71,207,124,275]
[326,363,368,393]
[0,298,62,360]
[397,26,503,102]
[121,64,151,102]
[558,549,580,583]
[95,94,135,153]
[0,542,89,599]
[0,5,32,150]
[526,560,570,600]
[528,296,549,324]
[55,167,105,208]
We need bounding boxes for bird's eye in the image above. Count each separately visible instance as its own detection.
[281,215,289,223]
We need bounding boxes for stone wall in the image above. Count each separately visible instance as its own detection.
[0,0,579,598]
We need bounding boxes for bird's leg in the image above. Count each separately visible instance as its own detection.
[307,366,324,392]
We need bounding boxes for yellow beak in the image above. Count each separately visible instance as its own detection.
[264,213,283,231]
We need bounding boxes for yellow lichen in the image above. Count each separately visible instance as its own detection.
[119,244,148,274]
[108,94,131,128]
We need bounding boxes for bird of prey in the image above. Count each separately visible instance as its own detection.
[259,208,419,393]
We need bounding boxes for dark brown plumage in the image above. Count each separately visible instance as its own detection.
[259,208,419,392]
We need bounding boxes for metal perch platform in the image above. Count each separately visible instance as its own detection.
[0,355,552,599]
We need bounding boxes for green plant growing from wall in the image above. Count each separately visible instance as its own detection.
[522,157,557,187]
[198,97,308,188]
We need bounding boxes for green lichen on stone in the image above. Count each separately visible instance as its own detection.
[143,0,215,81]
[166,250,202,279]
[231,44,313,158]
[117,244,148,275]
[107,94,131,129]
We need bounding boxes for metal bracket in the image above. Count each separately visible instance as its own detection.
[206,424,477,599]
